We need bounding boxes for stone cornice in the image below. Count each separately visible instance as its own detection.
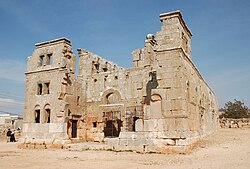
[160,10,192,37]
[35,37,71,49]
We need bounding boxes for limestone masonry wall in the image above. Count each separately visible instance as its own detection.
[20,11,219,153]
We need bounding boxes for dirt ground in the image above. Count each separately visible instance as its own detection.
[0,128,249,169]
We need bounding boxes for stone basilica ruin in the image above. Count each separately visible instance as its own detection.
[21,11,218,153]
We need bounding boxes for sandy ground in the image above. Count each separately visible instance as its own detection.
[0,128,249,169]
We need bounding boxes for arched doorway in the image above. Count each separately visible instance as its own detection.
[102,89,123,138]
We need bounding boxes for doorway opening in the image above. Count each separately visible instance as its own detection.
[132,116,139,131]
[103,111,122,137]
[71,120,78,138]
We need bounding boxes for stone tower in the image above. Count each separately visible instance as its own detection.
[22,38,76,143]
[156,11,192,59]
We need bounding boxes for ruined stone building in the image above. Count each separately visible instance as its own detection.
[21,11,218,153]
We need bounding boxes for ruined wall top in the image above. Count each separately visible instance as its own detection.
[26,37,75,74]
[154,10,192,60]
[159,10,192,37]
[35,37,71,49]
[77,48,124,77]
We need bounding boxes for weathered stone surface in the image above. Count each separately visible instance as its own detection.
[21,11,218,153]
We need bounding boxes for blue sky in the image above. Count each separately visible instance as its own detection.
[0,0,249,115]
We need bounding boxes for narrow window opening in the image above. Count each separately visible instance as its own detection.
[103,62,108,72]
[71,120,78,138]
[39,55,44,66]
[44,82,50,94]
[45,55,49,65]
[77,96,80,106]
[94,63,99,70]
[35,110,40,123]
[47,53,52,65]
[132,117,139,131]
[38,83,43,95]
[45,109,50,123]
[93,122,97,128]
[104,75,108,82]
[68,109,71,117]
[92,61,95,70]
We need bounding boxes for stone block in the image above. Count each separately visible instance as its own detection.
[162,100,171,111]
[157,131,168,139]
[49,123,66,132]
[147,131,158,139]
[135,119,143,131]
[92,132,104,142]
[165,79,174,89]
[119,132,133,139]
[171,99,182,110]
[175,138,188,146]
[105,138,119,147]
[164,138,176,145]
[118,139,129,147]
[143,119,157,132]
[157,119,164,131]
[132,49,141,61]
[164,118,175,131]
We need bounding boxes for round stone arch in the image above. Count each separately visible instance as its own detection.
[34,105,41,123]
[151,94,162,102]
[44,104,50,109]
[101,88,122,104]
[34,104,40,110]
[43,104,51,123]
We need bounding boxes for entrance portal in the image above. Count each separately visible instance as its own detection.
[71,120,77,138]
[103,111,122,137]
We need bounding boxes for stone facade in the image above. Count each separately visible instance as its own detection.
[21,11,218,153]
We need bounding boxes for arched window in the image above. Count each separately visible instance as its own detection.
[44,104,51,123]
[106,92,120,104]
[34,105,41,123]
[102,89,122,105]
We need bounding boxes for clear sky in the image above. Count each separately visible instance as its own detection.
[0,0,249,115]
